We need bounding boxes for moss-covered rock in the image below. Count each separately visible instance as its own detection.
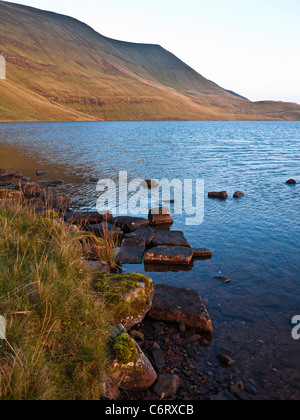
[92,273,154,330]
[113,334,138,364]
[110,329,157,391]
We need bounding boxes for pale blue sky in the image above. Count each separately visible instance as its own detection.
[8,0,300,103]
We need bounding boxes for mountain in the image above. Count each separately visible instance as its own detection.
[0,1,300,122]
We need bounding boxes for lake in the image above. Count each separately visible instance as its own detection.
[0,120,300,399]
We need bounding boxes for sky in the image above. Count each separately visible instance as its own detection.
[8,0,300,104]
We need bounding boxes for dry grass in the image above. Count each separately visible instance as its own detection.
[0,202,113,400]
[90,223,119,272]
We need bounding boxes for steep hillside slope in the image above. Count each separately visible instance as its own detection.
[0,1,299,122]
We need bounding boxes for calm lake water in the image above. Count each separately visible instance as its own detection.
[1,120,300,399]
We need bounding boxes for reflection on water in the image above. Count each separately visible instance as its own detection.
[0,120,300,399]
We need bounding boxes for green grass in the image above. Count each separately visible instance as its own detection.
[0,202,113,400]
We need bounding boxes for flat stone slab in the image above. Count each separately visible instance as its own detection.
[152,230,191,248]
[116,239,146,264]
[148,207,174,225]
[109,216,149,233]
[64,210,112,225]
[144,246,194,265]
[124,227,155,246]
[149,284,213,333]
[193,248,212,259]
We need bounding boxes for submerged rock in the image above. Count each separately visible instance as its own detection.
[208,191,228,200]
[144,246,194,265]
[214,276,232,284]
[149,284,213,333]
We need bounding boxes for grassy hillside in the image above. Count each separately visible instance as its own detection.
[0,1,300,122]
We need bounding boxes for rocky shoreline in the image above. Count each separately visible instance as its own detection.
[1,168,297,400]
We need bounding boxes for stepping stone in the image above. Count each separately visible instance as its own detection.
[116,239,146,264]
[64,210,112,225]
[124,227,155,246]
[109,216,149,233]
[208,191,228,200]
[86,222,123,240]
[144,246,194,265]
[152,230,191,248]
[149,284,213,333]
[148,207,173,225]
[193,248,212,259]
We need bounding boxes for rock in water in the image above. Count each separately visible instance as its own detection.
[144,246,194,265]
[149,284,213,333]
[148,207,174,225]
[116,238,146,264]
[233,191,245,198]
[193,248,212,259]
[152,230,191,248]
[208,191,228,200]
[286,179,297,185]
[141,179,159,189]
[36,170,49,176]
